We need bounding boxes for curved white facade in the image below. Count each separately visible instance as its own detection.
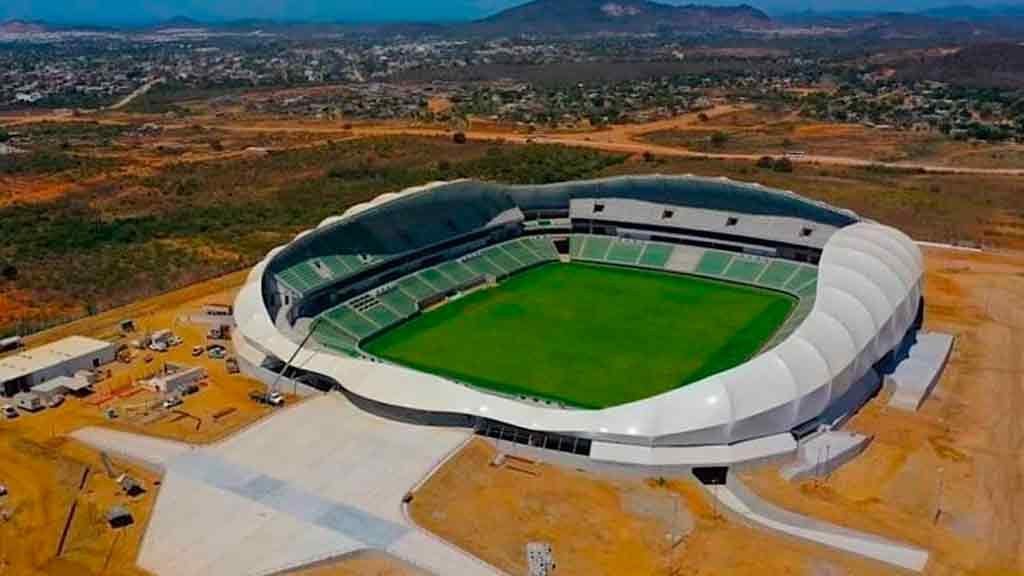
[233,177,922,460]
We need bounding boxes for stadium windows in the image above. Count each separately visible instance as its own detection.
[593,203,605,213]
[726,217,739,227]
[661,209,674,219]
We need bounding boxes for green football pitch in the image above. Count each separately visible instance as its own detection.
[364,262,795,409]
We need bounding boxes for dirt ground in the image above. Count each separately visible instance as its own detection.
[740,246,1024,576]
[287,551,426,576]
[409,246,1024,576]
[0,270,284,576]
[410,439,891,576]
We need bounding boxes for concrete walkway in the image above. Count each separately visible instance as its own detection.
[705,475,929,572]
[73,395,502,576]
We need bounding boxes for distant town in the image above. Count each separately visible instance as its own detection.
[1,19,1022,142]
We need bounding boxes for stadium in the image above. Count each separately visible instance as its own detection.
[232,175,924,467]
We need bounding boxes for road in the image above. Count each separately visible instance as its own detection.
[108,77,164,111]
[3,103,1023,177]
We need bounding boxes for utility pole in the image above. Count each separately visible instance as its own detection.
[270,317,322,397]
[934,466,945,525]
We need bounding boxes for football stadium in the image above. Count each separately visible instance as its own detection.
[233,175,924,466]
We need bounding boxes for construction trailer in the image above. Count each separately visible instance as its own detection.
[13,391,44,412]
[0,336,117,397]
[32,375,95,399]
[139,363,207,394]
[0,336,22,353]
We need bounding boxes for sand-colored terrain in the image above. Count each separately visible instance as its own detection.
[287,551,427,576]
[0,270,283,576]
[410,439,892,576]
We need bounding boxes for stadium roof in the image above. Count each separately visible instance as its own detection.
[233,177,922,460]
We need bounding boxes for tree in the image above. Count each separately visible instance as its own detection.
[709,131,730,148]
[1,264,17,281]
[0,129,9,143]
[697,112,709,122]
[773,157,794,173]
[756,156,775,169]
[642,151,656,163]
[452,132,467,144]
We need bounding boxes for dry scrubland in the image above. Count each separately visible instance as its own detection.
[642,107,1024,168]
[3,107,1024,333]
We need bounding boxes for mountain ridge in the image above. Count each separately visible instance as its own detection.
[472,0,772,35]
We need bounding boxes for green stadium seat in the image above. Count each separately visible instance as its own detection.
[580,236,612,260]
[695,250,734,276]
[378,289,417,317]
[605,239,644,264]
[397,275,436,301]
[321,255,351,277]
[325,305,378,339]
[525,237,559,260]
[312,321,358,355]
[340,254,368,273]
[784,266,818,291]
[364,304,402,329]
[637,243,673,268]
[797,280,817,297]
[276,269,309,293]
[484,247,521,273]
[437,261,478,285]
[463,255,505,278]
[294,263,325,287]
[757,261,799,288]
[502,241,540,266]
[418,267,457,292]
[724,258,766,283]
[570,235,585,258]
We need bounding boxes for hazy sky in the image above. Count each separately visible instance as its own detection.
[0,0,1016,24]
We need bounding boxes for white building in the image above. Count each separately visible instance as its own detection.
[0,336,117,397]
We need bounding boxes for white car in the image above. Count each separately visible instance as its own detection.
[2,405,17,419]
[162,396,183,410]
[267,391,284,406]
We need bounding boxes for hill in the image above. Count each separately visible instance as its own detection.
[896,43,1024,88]
[472,0,771,35]
[0,19,48,34]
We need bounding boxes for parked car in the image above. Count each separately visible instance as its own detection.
[208,346,227,360]
[249,390,284,406]
[3,405,18,419]
[162,396,183,410]
[191,346,204,357]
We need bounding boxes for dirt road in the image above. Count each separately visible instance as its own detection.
[4,104,1022,176]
